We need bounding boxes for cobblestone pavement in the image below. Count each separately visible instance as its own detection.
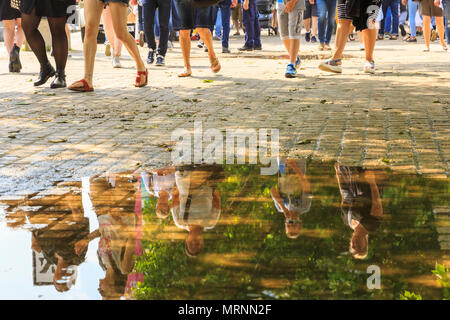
[0,33,449,196]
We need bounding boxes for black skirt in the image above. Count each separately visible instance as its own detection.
[0,0,21,20]
[20,0,76,18]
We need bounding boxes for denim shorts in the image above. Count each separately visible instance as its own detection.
[173,0,215,30]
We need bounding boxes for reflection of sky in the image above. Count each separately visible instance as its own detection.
[0,177,104,300]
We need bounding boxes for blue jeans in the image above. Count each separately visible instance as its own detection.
[379,0,400,36]
[242,0,261,48]
[385,7,392,33]
[408,0,418,37]
[317,0,337,45]
[218,4,231,48]
[444,0,450,44]
[215,7,223,37]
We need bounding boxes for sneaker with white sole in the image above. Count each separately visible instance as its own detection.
[295,55,301,68]
[318,59,342,73]
[112,56,122,68]
[363,61,375,74]
[285,63,297,78]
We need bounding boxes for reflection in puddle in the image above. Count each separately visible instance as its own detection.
[0,159,448,300]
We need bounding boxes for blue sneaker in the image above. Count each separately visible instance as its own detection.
[285,63,296,78]
[311,35,317,43]
[295,55,301,69]
[305,32,311,42]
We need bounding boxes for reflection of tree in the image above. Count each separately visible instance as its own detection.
[133,162,448,300]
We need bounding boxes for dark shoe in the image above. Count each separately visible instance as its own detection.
[9,44,22,73]
[50,71,67,89]
[222,47,231,53]
[155,55,165,66]
[399,24,407,37]
[305,32,311,42]
[254,45,262,50]
[238,46,253,51]
[311,36,317,43]
[147,50,155,65]
[405,37,417,43]
[34,63,55,87]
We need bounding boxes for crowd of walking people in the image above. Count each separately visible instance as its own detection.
[1,0,449,87]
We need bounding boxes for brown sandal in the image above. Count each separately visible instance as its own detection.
[210,57,221,73]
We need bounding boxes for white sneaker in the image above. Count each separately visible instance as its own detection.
[112,56,122,68]
[318,59,342,73]
[363,61,375,74]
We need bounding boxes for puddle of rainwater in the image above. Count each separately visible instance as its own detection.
[0,160,448,300]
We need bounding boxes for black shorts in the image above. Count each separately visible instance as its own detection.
[337,0,381,31]
[173,0,215,30]
[303,1,318,19]
[0,1,21,20]
[101,0,130,6]
[20,0,76,18]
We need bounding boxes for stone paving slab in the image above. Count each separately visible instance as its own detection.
[0,33,449,195]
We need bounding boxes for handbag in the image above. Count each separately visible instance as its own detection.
[10,0,21,10]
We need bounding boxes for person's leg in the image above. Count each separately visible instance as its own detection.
[178,29,192,75]
[47,17,69,73]
[197,27,218,65]
[390,0,400,36]
[325,0,337,44]
[102,6,123,57]
[312,15,318,37]
[423,15,431,49]
[435,16,447,48]
[316,0,327,45]
[408,0,417,38]
[304,17,311,33]
[215,7,222,38]
[252,0,261,47]
[143,0,157,53]
[445,0,450,44]
[109,2,146,77]
[385,6,392,34]
[157,0,171,56]
[232,7,240,34]
[79,0,103,87]
[363,27,377,61]
[221,5,231,48]
[21,11,48,65]
[14,18,25,48]
[379,0,389,36]
[2,20,16,54]
[333,19,352,59]
[242,2,254,47]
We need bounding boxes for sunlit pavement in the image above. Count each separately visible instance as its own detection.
[0,33,449,197]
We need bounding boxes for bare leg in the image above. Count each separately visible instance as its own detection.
[311,16,318,37]
[435,16,447,49]
[197,27,217,63]
[304,17,311,33]
[362,28,377,62]
[102,6,123,56]
[80,0,103,87]
[2,20,16,53]
[108,2,144,72]
[282,38,300,63]
[178,29,192,76]
[423,15,431,50]
[332,19,352,60]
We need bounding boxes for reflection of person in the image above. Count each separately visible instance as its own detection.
[270,158,312,239]
[141,167,176,219]
[75,174,138,299]
[171,165,223,257]
[335,164,383,259]
[30,192,89,292]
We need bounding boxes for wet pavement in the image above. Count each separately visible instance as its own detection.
[0,160,448,300]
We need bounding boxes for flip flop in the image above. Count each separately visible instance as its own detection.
[68,79,94,92]
[210,57,221,73]
[178,69,192,77]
